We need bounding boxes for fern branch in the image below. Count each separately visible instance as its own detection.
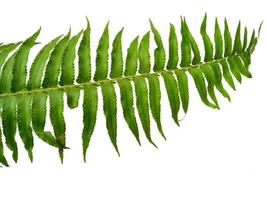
[0,15,261,166]
[0,54,244,99]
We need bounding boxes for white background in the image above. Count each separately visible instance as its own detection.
[0,0,266,199]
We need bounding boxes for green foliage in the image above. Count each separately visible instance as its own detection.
[0,15,261,166]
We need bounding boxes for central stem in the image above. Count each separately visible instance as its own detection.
[0,55,234,98]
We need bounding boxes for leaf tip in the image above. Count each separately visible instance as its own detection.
[85,16,89,24]
[83,154,87,163]
[180,16,184,24]
[119,27,124,35]
[149,140,158,148]
[115,148,121,157]
[105,20,110,28]
[37,26,42,34]
[28,151,33,163]
[258,20,263,38]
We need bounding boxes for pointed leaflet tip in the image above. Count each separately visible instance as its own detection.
[84,17,90,32]
[143,31,150,38]
[67,26,72,35]
[201,13,207,29]
[180,16,184,32]
[180,16,184,24]
[83,154,87,163]
[119,27,124,35]
[55,34,64,41]
[134,35,139,41]
[115,147,120,157]
[76,29,84,38]
[238,20,241,28]
[33,27,41,38]
[162,133,167,141]
[26,27,41,43]
[183,16,189,24]
[183,17,190,32]
[28,151,33,162]
[215,17,219,26]
[0,156,9,167]
[105,20,110,28]
[150,141,158,148]
[35,26,42,35]
[59,149,64,164]
[258,21,263,38]
[149,18,154,28]
[100,21,109,36]
[85,16,89,24]
[13,152,18,163]
[224,18,230,28]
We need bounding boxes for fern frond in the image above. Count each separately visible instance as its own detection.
[82,85,98,161]
[0,15,261,166]
[77,17,91,83]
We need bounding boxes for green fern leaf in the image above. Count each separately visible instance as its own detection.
[2,96,18,162]
[234,55,252,78]
[175,70,189,113]
[0,42,21,70]
[77,17,91,83]
[110,28,124,78]
[166,23,178,70]
[49,90,66,163]
[214,18,223,60]
[42,30,71,88]
[94,22,109,81]
[219,59,236,90]
[124,36,139,76]
[27,35,62,90]
[118,79,141,145]
[0,128,9,167]
[162,71,180,125]
[133,77,156,147]
[12,28,41,92]
[227,57,242,83]
[60,31,83,86]
[17,94,34,161]
[61,31,83,108]
[149,20,166,71]
[0,51,19,162]
[32,92,60,148]
[189,68,217,109]
[82,85,98,161]
[65,87,80,109]
[138,32,150,74]
[0,51,18,94]
[210,62,231,101]
[200,14,213,62]
[224,18,232,57]
[101,82,119,155]
[242,27,248,52]
[148,74,166,140]
[180,18,191,67]
[247,30,256,53]
[232,21,242,55]
[0,43,20,52]
[183,18,201,64]
[200,64,219,108]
